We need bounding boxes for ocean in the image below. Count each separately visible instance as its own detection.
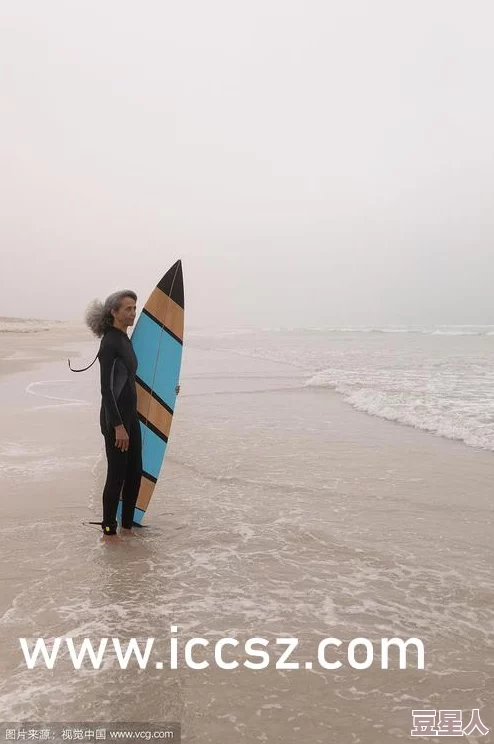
[190,324,494,451]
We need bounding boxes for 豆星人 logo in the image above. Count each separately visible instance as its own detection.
[411,708,489,737]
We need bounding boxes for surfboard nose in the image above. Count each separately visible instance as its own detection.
[157,260,184,309]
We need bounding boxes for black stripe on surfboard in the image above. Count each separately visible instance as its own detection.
[138,412,169,443]
[136,376,174,416]
[141,470,157,484]
[157,260,184,309]
[141,307,183,346]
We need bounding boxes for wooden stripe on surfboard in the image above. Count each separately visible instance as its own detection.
[136,472,157,513]
[143,288,184,343]
[142,307,183,346]
[136,381,173,440]
[136,375,173,415]
[138,413,168,443]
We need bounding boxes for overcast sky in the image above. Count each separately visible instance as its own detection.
[1,1,493,328]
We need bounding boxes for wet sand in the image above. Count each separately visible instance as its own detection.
[0,328,493,742]
[0,323,90,377]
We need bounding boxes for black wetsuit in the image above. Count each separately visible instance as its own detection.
[98,327,142,533]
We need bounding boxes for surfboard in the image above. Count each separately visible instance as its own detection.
[116,260,184,525]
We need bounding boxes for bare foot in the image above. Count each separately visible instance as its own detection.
[120,527,136,536]
[100,533,121,543]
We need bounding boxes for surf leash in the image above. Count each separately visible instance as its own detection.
[68,353,98,372]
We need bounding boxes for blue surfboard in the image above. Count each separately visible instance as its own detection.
[116,260,184,525]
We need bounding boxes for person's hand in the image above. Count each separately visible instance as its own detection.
[175,384,180,395]
[115,424,129,451]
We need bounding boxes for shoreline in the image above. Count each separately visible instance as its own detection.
[2,326,494,460]
[1,330,492,552]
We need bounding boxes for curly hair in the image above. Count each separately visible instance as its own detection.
[84,290,137,338]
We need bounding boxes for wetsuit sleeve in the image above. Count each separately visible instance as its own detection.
[99,340,124,428]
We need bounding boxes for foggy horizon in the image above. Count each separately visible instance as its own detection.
[1,1,493,328]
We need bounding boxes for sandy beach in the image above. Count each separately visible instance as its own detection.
[0,326,493,743]
[3,0,494,740]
